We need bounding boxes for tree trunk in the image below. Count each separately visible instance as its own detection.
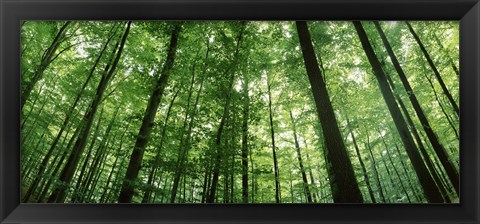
[405,21,459,116]
[71,108,105,202]
[118,23,181,203]
[37,119,82,202]
[267,75,281,203]
[382,64,451,202]
[289,110,312,203]
[100,150,119,203]
[433,32,459,77]
[345,116,376,203]
[79,108,119,202]
[391,140,423,202]
[375,22,459,196]
[378,131,411,202]
[423,70,459,140]
[365,131,386,203]
[22,21,73,108]
[142,88,180,203]
[21,82,45,130]
[48,21,131,203]
[241,74,250,203]
[250,145,255,203]
[170,40,210,203]
[38,24,118,201]
[304,151,318,202]
[207,24,245,203]
[296,21,363,203]
[354,21,443,203]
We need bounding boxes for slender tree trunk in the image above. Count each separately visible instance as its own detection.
[375,22,459,196]
[250,146,255,203]
[365,131,386,203]
[380,61,450,202]
[118,23,181,203]
[79,109,119,202]
[378,131,411,202]
[423,69,459,139]
[48,22,131,203]
[24,34,109,200]
[36,125,72,201]
[40,24,118,197]
[22,21,73,108]
[71,108,104,202]
[296,21,363,203]
[267,75,281,203]
[241,75,250,203]
[305,151,318,203]
[354,21,443,202]
[170,40,210,203]
[100,151,119,203]
[201,157,211,203]
[142,89,180,203]
[21,93,49,147]
[392,140,423,202]
[289,110,312,203]
[433,32,459,77]
[37,119,82,202]
[345,117,376,203]
[207,24,245,203]
[405,21,459,116]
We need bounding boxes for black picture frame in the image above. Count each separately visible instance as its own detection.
[1,0,479,223]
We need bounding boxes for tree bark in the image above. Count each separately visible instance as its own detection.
[405,21,459,116]
[241,74,250,203]
[170,40,210,203]
[345,116,376,203]
[142,88,180,203]
[267,75,281,203]
[365,131,386,203]
[378,131,411,202]
[207,23,245,203]
[118,23,181,203]
[71,108,105,202]
[48,21,131,203]
[296,21,363,203]
[375,22,459,196]
[289,110,312,203]
[354,21,443,202]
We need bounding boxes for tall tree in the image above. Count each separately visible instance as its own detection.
[207,22,246,203]
[142,88,180,203]
[24,27,118,202]
[48,21,131,203]
[405,21,459,116]
[118,23,182,203]
[296,21,363,203]
[345,116,376,203]
[374,22,459,196]
[266,72,281,203]
[170,39,210,203]
[353,21,443,202]
[289,110,312,203]
[22,21,74,108]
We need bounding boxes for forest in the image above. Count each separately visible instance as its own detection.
[20,21,459,203]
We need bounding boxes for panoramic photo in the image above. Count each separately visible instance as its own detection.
[20,21,459,204]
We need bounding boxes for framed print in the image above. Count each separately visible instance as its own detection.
[1,0,479,223]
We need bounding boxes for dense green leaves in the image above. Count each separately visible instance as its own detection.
[21,21,459,203]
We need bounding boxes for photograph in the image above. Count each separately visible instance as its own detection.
[20,20,459,204]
